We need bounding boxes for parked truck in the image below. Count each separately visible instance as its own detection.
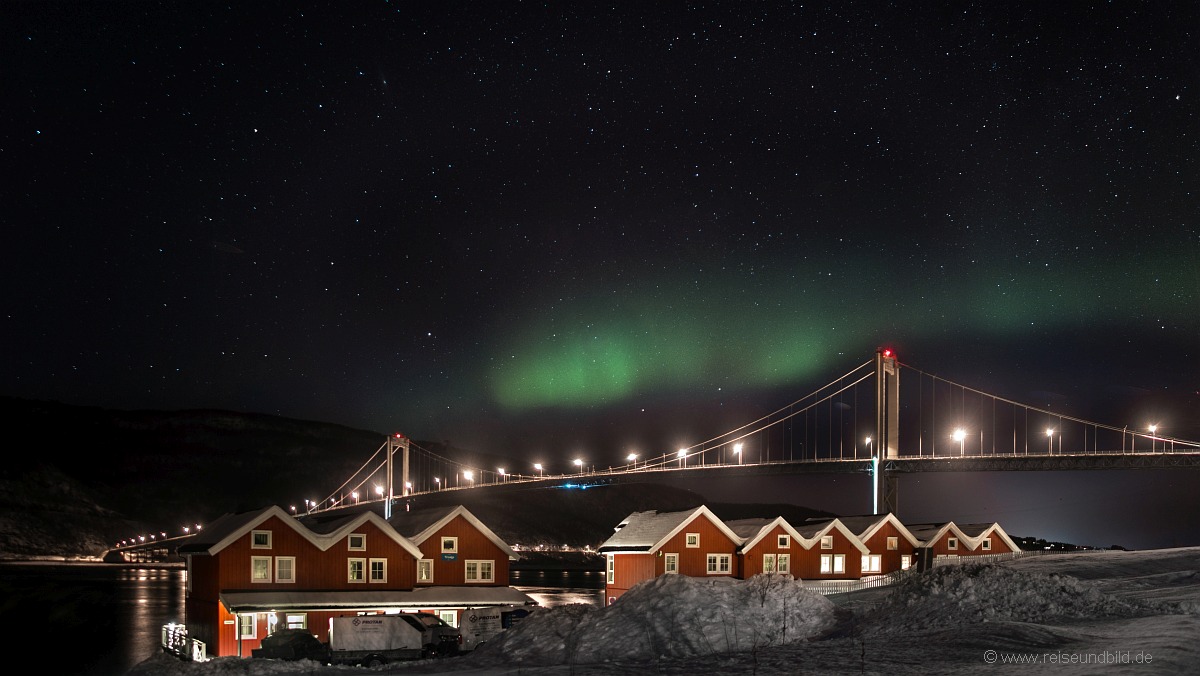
[327,613,461,666]
[460,605,533,651]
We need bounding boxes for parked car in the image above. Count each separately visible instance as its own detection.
[251,629,327,662]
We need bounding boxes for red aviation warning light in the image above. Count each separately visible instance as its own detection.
[878,347,895,359]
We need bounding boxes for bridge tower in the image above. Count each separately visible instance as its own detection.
[874,348,900,514]
[384,433,410,519]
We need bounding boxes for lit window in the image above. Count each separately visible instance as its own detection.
[820,554,832,574]
[284,613,307,630]
[369,558,387,583]
[833,554,845,574]
[901,555,911,570]
[438,610,457,627]
[251,530,272,549]
[706,553,731,574]
[465,560,494,582]
[685,533,700,548]
[348,533,366,551]
[441,537,458,554]
[251,556,272,583]
[606,555,615,584]
[763,554,776,573]
[664,553,678,574]
[887,536,898,550]
[239,614,257,639]
[417,559,433,583]
[275,557,295,583]
[820,535,833,550]
[862,555,881,573]
[947,537,958,550]
[982,538,992,551]
[777,534,790,548]
[777,553,790,574]
[348,558,365,583]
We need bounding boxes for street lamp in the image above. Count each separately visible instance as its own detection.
[865,436,873,458]
[627,453,638,469]
[434,477,440,490]
[734,443,743,465]
[1149,424,1158,452]
[677,448,687,468]
[352,491,359,504]
[953,428,966,456]
[463,470,474,486]
[573,458,583,475]
[498,468,506,482]
[1046,428,1055,454]
[534,463,543,477]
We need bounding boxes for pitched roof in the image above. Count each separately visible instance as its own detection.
[179,504,423,559]
[725,517,808,553]
[597,506,742,553]
[832,513,922,548]
[958,522,1022,552]
[791,518,872,555]
[388,504,519,561]
[905,521,973,549]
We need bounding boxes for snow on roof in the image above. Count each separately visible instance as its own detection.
[598,506,742,553]
[219,585,537,613]
[388,504,519,561]
[179,505,423,559]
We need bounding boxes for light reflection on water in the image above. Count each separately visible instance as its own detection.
[510,568,605,608]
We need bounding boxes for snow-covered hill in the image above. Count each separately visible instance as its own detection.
[127,547,1200,675]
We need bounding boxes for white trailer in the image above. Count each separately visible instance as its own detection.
[327,615,424,666]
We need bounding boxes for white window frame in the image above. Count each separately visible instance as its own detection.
[887,536,899,550]
[685,533,700,548]
[947,537,958,550]
[369,558,387,583]
[777,553,790,574]
[862,554,881,573]
[664,553,679,574]
[441,536,458,554]
[251,530,272,550]
[465,559,495,583]
[417,559,434,583]
[763,553,777,573]
[251,556,272,583]
[348,533,366,551]
[284,613,307,630]
[706,553,731,574]
[820,535,834,549]
[833,554,845,574]
[606,555,615,584]
[982,538,992,551]
[820,554,832,574]
[238,613,257,639]
[901,555,912,570]
[348,558,366,583]
[777,534,790,548]
[438,610,458,627]
[275,556,295,584]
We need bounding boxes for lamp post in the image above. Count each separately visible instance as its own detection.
[953,428,966,456]
[1046,428,1055,454]
[352,491,359,504]
[464,470,474,487]
[734,442,743,465]
[573,458,583,475]
[434,477,440,491]
[627,453,638,470]
[677,448,687,468]
[498,468,506,482]
[1149,424,1158,452]
[534,463,543,477]
[865,436,873,458]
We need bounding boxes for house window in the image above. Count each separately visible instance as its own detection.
[606,555,615,584]
[820,554,845,574]
[901,555,912,570]
[348,533,366,551]
[441,537,458,554]
[777,553,790,574]
[417,559,433,583]
[284,613,307,630]
[251,556,272,583]
[465,560,495,583]
[348,558,366,583]
[251,530,272,549]
[369,558,387,583]
[820,535,834,549]
[685,533,700,548]
[275,557,295,583]
[947,537,958,550]
[982,538,992,551]
[706,553,731,574]
[777,534,790,548]
[238,614,257,639]
[438,610,458,627]
[862,555,881,573]
[763,554,777,573]
[664,553,679,574]
[887,536,899,550]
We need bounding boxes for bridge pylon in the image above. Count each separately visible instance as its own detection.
[384,433,410,520]
[874,348,900,514]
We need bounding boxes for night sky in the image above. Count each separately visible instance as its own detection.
[4,3,1197,547]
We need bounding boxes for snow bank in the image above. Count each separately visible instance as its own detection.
[473,574,839,665]
[860,563,1169,635]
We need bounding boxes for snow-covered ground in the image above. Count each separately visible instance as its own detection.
[127,547,1200,675]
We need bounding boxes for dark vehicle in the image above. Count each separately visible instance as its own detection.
[404,612,462,657]
[251,629,328,662]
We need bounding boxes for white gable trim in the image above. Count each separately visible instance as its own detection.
[968,523,1021,553]
[737,517,807,553]
[648,506,743,554]
[200,505,422,559]
[408,505,518,561]
[802,519,871,555]
[917,522,973,549]
[857,513,922,549]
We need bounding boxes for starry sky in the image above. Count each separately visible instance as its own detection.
[3,3,1197,545]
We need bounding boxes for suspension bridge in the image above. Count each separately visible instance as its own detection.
[313,348,1200,519]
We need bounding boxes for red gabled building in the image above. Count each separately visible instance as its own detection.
[789,518,870,580]
[597,506,743,605]
[834,513,922,575]
[179,504,533,659]
[726,517,807,579]
[955,522,1022,555]
[907,521,977,559]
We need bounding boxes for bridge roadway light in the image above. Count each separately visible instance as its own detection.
[627,453,638,469]
[953,428,966,456]
[865,437,873,458]
[734,443,743,465]
[498,468,506,482]
[352,491,359,504]
[463,470,474,485]
[434,477,440,490]
[1046,428,1055,454]
[678,448,687,468]
[534,463,543,477]
[1149,424,1158,452]
[573,458,583,475]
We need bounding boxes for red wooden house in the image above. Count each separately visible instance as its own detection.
[179,504,532,659]
[789,518,870,580]
[955,522,1022,555]
[834,513,922,575]
[726,517,807,579]
[597,506,743,605]
[906,521,977,559]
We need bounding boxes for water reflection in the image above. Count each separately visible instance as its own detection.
[510,568,605,608]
